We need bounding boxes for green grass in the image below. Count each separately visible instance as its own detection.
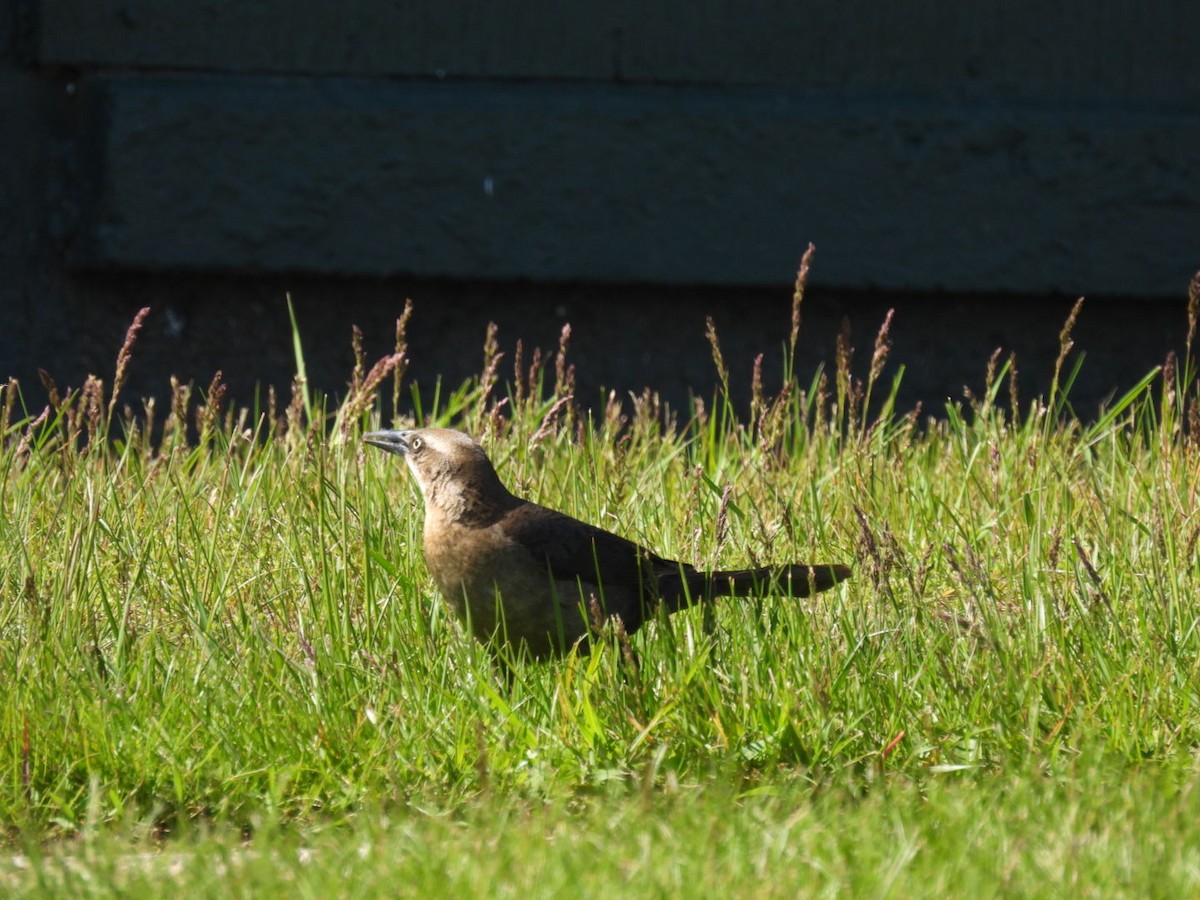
[2,279,1199,896]
[6,767,1200,897]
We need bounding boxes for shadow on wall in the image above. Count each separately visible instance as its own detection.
[9,270,1197,428]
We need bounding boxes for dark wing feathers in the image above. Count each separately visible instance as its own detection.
[497,501,678,598]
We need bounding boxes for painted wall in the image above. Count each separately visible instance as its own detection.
[3,1,1198,412]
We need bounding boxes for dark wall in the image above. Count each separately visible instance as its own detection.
[3,1,1199,419]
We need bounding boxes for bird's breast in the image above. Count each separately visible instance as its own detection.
[422,518,591,653]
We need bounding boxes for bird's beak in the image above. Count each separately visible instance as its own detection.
[363,430,413,457]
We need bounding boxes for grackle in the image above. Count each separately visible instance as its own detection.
[365,428,851,660]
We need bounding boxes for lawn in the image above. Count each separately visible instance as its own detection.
[2,276,1199,896]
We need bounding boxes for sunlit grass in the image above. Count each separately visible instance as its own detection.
[2,268,1199,894]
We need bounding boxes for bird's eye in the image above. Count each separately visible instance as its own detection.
[410,437,423,451]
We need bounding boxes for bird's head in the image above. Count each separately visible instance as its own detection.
[364,428,513,523]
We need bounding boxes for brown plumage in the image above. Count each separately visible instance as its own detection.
[365,428,851,660]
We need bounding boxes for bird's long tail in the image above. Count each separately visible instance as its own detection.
[662,563,852,612]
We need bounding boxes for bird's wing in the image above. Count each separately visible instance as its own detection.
[497,501,669,596]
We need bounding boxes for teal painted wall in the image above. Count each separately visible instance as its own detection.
[3,1,1198,412]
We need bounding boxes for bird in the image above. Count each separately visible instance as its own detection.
[364,428,851,660]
